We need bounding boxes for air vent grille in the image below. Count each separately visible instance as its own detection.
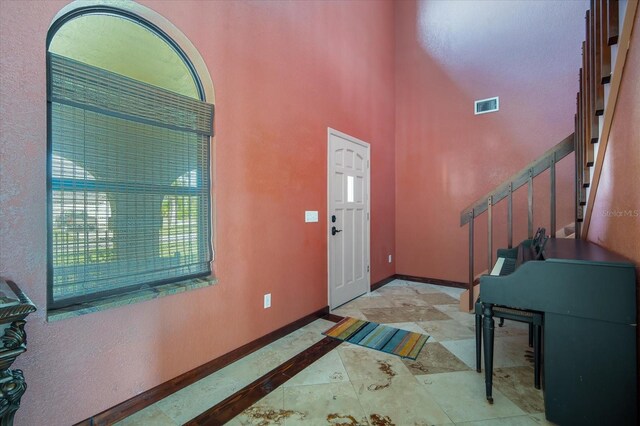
[475,97,499,115]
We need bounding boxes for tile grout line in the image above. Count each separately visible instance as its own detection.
[410,374,456,425]
[183,315,344,425]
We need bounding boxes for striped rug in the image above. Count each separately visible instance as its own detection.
[322,317,429,360]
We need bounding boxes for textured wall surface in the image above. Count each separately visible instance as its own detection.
[2,0,630,424]
[395,0,588,282]
[0,1,395,424]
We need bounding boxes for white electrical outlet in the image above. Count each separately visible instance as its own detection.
[264,293,271,309]
[388,255,392,263]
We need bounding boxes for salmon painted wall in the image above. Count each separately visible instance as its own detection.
[0,1,395,424]
[395,0,588,283]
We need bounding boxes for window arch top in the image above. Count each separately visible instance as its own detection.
[49,13,200,99]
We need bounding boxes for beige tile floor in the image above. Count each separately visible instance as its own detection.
[118,280,554,425]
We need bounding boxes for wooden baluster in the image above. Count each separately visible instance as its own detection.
[550,154,556,238]
[608,0,619,45]
[574,119,584,237]
[575,81,585,238]
[584,162,592,189]
[507,183,513,249]
[601,0,612,83]
[585,37,592,183]
[574,115,581,227]
[582,15,591,147]
[581,41,592,172]
[576,67,585,150]
[593,1,605,115]
[528,169,534,239]
[487,196,493,273]
[577,80,584,207]
[576,217,583,238]
[579,65,590,195]
[582,33,594,187]
[468,211,475,311]
[588,10,599,145]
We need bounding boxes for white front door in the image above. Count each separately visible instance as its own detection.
[328,128,370,309]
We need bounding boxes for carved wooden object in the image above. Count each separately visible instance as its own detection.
[0,279,36,426]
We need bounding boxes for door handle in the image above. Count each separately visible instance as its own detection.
[331,226,342,236]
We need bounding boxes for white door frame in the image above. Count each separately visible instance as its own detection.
[327,127,371,309]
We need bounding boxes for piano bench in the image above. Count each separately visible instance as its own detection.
[475,301,543,391]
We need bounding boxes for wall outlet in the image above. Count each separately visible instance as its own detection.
[264,293,271,309]
[388,255,392,263]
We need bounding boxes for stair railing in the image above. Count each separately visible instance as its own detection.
[459,133,575,311]
[574,0,637,238]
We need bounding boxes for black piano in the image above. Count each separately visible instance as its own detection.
[478,236,637,425]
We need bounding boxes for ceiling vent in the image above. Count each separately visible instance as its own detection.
[474,97,499,115]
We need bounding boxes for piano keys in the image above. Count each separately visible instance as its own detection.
[490,257,516,276]
[478,237,637,425]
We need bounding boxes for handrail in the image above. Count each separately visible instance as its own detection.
[459,132,575,311]
[460,133,574,226]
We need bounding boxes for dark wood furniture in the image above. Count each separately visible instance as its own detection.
[478,238,637,425]
[475,300,542,392]
[0,279,36,426]
[475,237,544,394]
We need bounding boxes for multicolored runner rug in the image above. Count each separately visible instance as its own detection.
[322,317,429,360]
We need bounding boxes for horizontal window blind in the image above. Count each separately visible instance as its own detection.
[49,53,214,307]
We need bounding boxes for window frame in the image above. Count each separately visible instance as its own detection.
[46,6,214,310]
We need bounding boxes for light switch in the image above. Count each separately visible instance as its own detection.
[305,211,319,222]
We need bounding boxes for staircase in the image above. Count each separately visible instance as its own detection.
[576,0,638,235]
[458,0,638,311]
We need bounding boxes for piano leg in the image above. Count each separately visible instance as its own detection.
[534,323,541,389]
[475,301,482,372]
[529,323,534,348]
[482,303,495,404]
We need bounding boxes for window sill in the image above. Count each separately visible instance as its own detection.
[47,276,218,322]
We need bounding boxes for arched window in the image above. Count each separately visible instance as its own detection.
[160,170,204,260]
[52,154,113,258]
[47,6,214,308]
